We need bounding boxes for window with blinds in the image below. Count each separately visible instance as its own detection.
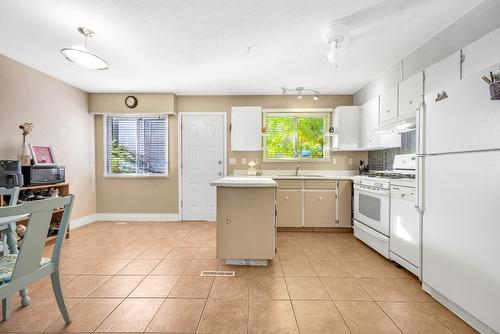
[263,112,330,161]
[105,115,168,176]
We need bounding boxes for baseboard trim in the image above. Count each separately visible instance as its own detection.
[422,282,498,334]
[95,213,181,222]
[71,214,97,229]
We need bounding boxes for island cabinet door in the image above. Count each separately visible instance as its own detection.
[276,190,303,227]
[304,191,337,227]
[216,187,276,260]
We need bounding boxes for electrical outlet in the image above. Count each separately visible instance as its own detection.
[332,157,337,165]
[256,157,261,165]
[348,158,353,165]
[229,158,236,166]
[242,158,247,165]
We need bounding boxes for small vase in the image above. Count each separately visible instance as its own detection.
[18,142,31,166]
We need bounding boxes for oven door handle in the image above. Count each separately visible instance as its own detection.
[354,185,389,196]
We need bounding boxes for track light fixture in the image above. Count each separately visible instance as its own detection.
[281,86,320,100]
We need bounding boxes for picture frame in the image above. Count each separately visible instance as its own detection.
[29,144,57,165]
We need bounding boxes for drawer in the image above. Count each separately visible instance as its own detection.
[304,180,337,189]
[275,179,303,189]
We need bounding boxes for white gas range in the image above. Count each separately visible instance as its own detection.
[353,154,418,275]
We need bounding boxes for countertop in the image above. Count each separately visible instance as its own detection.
[271,174,354,180]
[232,170,356,181]
[210,176,278,187]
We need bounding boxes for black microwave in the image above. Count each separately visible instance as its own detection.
[22,165,65,186]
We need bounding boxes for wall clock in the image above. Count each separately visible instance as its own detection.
[125,95,138,109]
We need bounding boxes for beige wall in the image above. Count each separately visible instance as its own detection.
[0,54,96,219]
[95,95,367,214]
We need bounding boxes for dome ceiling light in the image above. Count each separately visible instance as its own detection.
[323,20,349,68]
[61,27,109,70]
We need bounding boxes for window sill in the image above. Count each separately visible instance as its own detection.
[262,158,331,163]
[103,173,169,179]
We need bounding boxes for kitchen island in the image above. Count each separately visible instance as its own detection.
[211,177,277,266]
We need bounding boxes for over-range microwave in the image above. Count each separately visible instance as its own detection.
[22,165,65,186]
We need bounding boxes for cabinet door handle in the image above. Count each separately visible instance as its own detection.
[386,109,390,113]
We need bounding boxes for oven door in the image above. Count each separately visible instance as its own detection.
[353,185,390,236]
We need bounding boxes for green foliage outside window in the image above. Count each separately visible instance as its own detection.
[111,140,136,173]
[265,114,327,160]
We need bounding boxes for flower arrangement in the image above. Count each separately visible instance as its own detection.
[18,122,34,165]
[19,122,34,140]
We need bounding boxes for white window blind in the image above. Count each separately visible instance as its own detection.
[105,115,168,176]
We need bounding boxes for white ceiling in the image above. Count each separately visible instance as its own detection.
[0,0,483,94]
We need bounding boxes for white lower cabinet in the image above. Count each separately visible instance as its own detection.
[275,179,351,228]
[304,191,337,227]
[276,190,302,227]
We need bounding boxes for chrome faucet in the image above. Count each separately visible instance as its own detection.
[295,165,301,176]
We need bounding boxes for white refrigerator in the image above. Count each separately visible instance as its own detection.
[419,62,500,333]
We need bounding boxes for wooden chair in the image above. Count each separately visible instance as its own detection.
[0,187,30,308]
[0,195,74,323]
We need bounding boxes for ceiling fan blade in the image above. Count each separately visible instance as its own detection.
[341,0,435,31]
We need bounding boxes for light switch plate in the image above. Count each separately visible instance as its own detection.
[348,158,353,165]
[332,157,337,165]
[242,158,247,165]
[229,158,236,166]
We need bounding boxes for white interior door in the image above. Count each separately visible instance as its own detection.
[181,114,225,221]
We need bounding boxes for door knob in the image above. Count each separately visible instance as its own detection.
[218,161,222,165]
[285,196,289,200]
[218,172,223,176]
[319,197,323,200]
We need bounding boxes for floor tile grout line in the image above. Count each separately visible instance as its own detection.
[55,225,195,333]
[280,254,301,333]
[194,274,217,333]
[142,296,168,333]
[313,253,354,334]
[374,300,407,334]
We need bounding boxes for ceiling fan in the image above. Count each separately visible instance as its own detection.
[323,0,434,67]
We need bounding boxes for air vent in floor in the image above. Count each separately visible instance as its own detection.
[200,271,235,277]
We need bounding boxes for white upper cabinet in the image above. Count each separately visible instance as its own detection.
[360,97,401,150]
[462,27,500,79]
[425,51,461,95]
[379,85,398,123]
[230,106,262,151]
[399,72,424,116]
[360,97,379,149]
[331,106,360,151]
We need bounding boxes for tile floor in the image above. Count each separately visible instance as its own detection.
[0,221,477,333]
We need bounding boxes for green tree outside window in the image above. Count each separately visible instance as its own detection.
[264,114,329,160]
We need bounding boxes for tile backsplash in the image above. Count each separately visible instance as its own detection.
[368,131,416,171]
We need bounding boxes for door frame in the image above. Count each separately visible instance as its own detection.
[177,112,227,221]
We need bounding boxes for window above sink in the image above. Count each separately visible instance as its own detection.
[262,109,331,162]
